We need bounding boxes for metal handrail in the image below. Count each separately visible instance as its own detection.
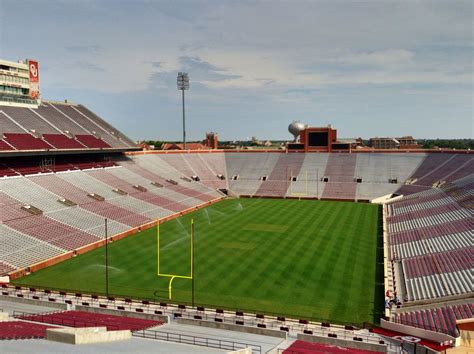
[132,329,261,353]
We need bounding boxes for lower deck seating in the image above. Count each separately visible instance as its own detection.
[321,182,357,200]
[283,340,383,354]
[0,261,17,274]
[0,321,55,340]
[0,157,223,276]
[0,164,17,177]
[387,175,473,314]
[0,224,64,270]
[394,304,473,337]
[372,327,452,352]
[19,311,163,331]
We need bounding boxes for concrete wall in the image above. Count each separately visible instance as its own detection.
[228,349,252,354]
[0,295,67,311]
[75,305,168,323]
[177,318,287,339]
[297,333,388,353]
[46,327,131,344]
[372,194,403,204]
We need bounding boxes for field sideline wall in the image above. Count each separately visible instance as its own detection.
[238,194,371,202]
[8,196,225,280]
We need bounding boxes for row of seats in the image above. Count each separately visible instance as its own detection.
[388,194,456,217]
[149,153,227,190]
[414,154,472,187]
[255,153,306,197]
[404,270,471,304]
[388,207,470,234]
[0,102,135,151]
[0,159,222,275]
[402,248,471,279]
[0,321,54,340]
[0,133,111,150]
[222,152,472,200]
[0,224,65,270]
[386,175,473,304]
[394,304,473,337]
[2,150,472,200]
[390,218,471,249]
[0,157,116,177]
[19,310,163,331]
[391,231,471,260]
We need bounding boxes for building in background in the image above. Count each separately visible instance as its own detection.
[162,132,219,150]
[205,132,218,149]
[162,142,206,150]
[0,58,40,108]
[287,123,352,152]
[370,136,420,149]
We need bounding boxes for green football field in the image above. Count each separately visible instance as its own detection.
[13,198,383,325]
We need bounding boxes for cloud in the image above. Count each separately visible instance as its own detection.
[149,55,242,92]
[76,61,105,72]
[178,56,242,82]
[65,45,103,55]
[1,0,471,138]
[338,49,415,67]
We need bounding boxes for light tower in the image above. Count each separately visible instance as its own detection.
[177,72,190,150]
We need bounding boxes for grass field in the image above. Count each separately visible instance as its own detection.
[13,198,383,325]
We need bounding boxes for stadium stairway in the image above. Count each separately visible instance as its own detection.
[255,153,306,197]
[321,154,357,200]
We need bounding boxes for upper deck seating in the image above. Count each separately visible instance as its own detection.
[42,134,85,149]
[3,133,51,150]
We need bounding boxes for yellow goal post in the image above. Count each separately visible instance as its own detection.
[156,218,194,302]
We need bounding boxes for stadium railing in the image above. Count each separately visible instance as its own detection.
[132,329,262,353]
[5,283,386,336]
[6,283,368,328]
[3,285,399,351]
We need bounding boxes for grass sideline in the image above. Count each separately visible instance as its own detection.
[13,198,383,325]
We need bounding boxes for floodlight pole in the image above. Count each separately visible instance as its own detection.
[182,89,186,150]
[177,72,189,150]
[105,218,109,298]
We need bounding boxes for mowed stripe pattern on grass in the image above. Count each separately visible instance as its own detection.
[13,199,381,325]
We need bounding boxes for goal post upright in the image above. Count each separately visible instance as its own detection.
[290,169,309,197]
[156,218,195,302]
[191,218,195,307]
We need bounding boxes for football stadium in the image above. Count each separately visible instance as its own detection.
[0,57,472,354]
[0,5,473,352]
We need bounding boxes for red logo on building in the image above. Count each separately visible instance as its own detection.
[28,60,40,99]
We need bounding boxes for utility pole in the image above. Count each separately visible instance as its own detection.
[105,218,109,297]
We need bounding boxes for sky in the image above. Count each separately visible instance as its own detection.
[0,0,472,141]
